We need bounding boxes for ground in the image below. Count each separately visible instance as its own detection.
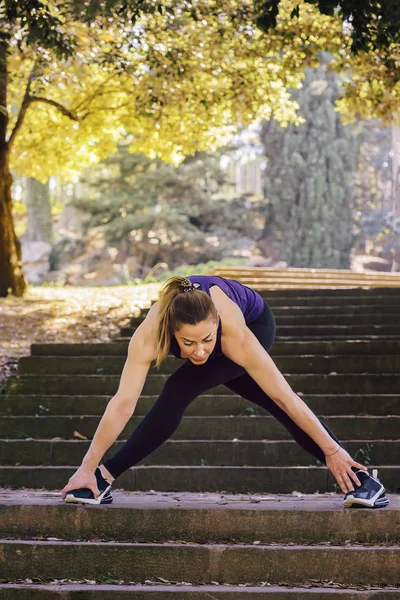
[0,283,160,391]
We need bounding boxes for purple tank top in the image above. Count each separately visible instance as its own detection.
[169,275,265,360]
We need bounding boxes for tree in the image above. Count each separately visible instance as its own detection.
[1,0,399,296]
[0,0,330,297]
[259,53,357,268]
[72,140,263,275]
[25,178,53,243]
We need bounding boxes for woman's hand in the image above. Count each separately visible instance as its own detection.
[61,465,99,500]
[325,446,368,494]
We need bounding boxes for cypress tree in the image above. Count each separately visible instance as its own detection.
[259,53,357,268]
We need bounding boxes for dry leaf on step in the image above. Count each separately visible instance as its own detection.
[73,430,88,440]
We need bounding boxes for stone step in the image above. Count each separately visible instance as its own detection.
[17,355,400,376]
[256,288,400,295]
[1,465,398,494]
[121,323,400,338]
[0,438,397,466]
[1,490,399,545]
[214,267,400,278]
[129,314,400,328]
[6,373,400,395]
[1,537,399,586]
[129,309,400,327]
[135,304,400,316]
[29,339,400,356]
[2,394,399,417]
[2,583,400,599]
[133,296,400,311]
[129,301,400,320]
[2,414,399,440]
[241,279,400,287]
[270,304,400,314]
[239,281,400,289]
[260,296,400,306]
[237,276,400,283]
[114,335,400,343]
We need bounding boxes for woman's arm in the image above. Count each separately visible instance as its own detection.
[80,322,155,470]
[219,302,367,493]
[61,306,158,499]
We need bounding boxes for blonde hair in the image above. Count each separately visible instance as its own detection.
[154,276,218,369]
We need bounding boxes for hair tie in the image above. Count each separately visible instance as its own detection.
[179,279,195,293]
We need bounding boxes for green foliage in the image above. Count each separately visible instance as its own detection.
[259,54,357,268]
[72,140,263,274]
[354,444,373,466]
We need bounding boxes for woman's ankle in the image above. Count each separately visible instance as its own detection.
[99,464,115,482]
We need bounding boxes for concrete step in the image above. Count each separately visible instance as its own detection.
[29,339,400,356]
[238,279,400,288]
[256,288,400,294]
[0,438,397,466]
[235,275,400,283]
[214,267,400,277]
[250,295,400,306]
[1,462,398,493]
[1,536,399,586]
[129,295,400,311]
[2,394,399,417]
[270,304,400,315]
[229,280,400,289]
[2,583,400,598]
[128,307,400,327]
[121,324,400,338]
[251,288,400,294]
[2,414,399,440]
[1,489,399,544]
[6,373,400,395]
[17,355,400,376]
[129,314,400,328]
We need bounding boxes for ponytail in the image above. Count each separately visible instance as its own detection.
[154,276,217,369]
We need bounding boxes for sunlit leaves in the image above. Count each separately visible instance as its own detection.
[4,0,400,184]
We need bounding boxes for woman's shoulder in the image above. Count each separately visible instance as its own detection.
[133,302,162,358]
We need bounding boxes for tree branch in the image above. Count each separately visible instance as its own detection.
[7,65,36,148]
[28,96,79,120]
[8,93,79,148]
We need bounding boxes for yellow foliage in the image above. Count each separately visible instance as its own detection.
[5,0,400,182]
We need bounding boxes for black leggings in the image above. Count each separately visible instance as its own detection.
[103,300,350,480]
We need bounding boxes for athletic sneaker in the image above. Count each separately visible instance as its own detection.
[64,467,113,505]
[344,469,389,509]
[100,489,114,504]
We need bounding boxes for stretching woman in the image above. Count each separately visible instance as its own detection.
[61,275,389,509]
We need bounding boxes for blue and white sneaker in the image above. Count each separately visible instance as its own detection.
[64,467,113,505]
[344,469,389,509]
[99,489,114,504]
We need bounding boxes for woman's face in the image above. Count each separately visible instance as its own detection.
[175,315,219,364]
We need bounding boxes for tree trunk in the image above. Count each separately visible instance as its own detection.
[0,146,27,296]
[0,37,27,297]
[26,177,53,243]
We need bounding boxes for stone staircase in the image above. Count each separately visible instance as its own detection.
[210,267,400,289]
[1,285,400,597]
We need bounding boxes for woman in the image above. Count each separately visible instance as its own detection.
[61,275,389,509]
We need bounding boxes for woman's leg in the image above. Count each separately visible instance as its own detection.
[102,351,248,480]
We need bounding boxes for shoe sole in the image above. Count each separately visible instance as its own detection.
[65,486,112,505]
